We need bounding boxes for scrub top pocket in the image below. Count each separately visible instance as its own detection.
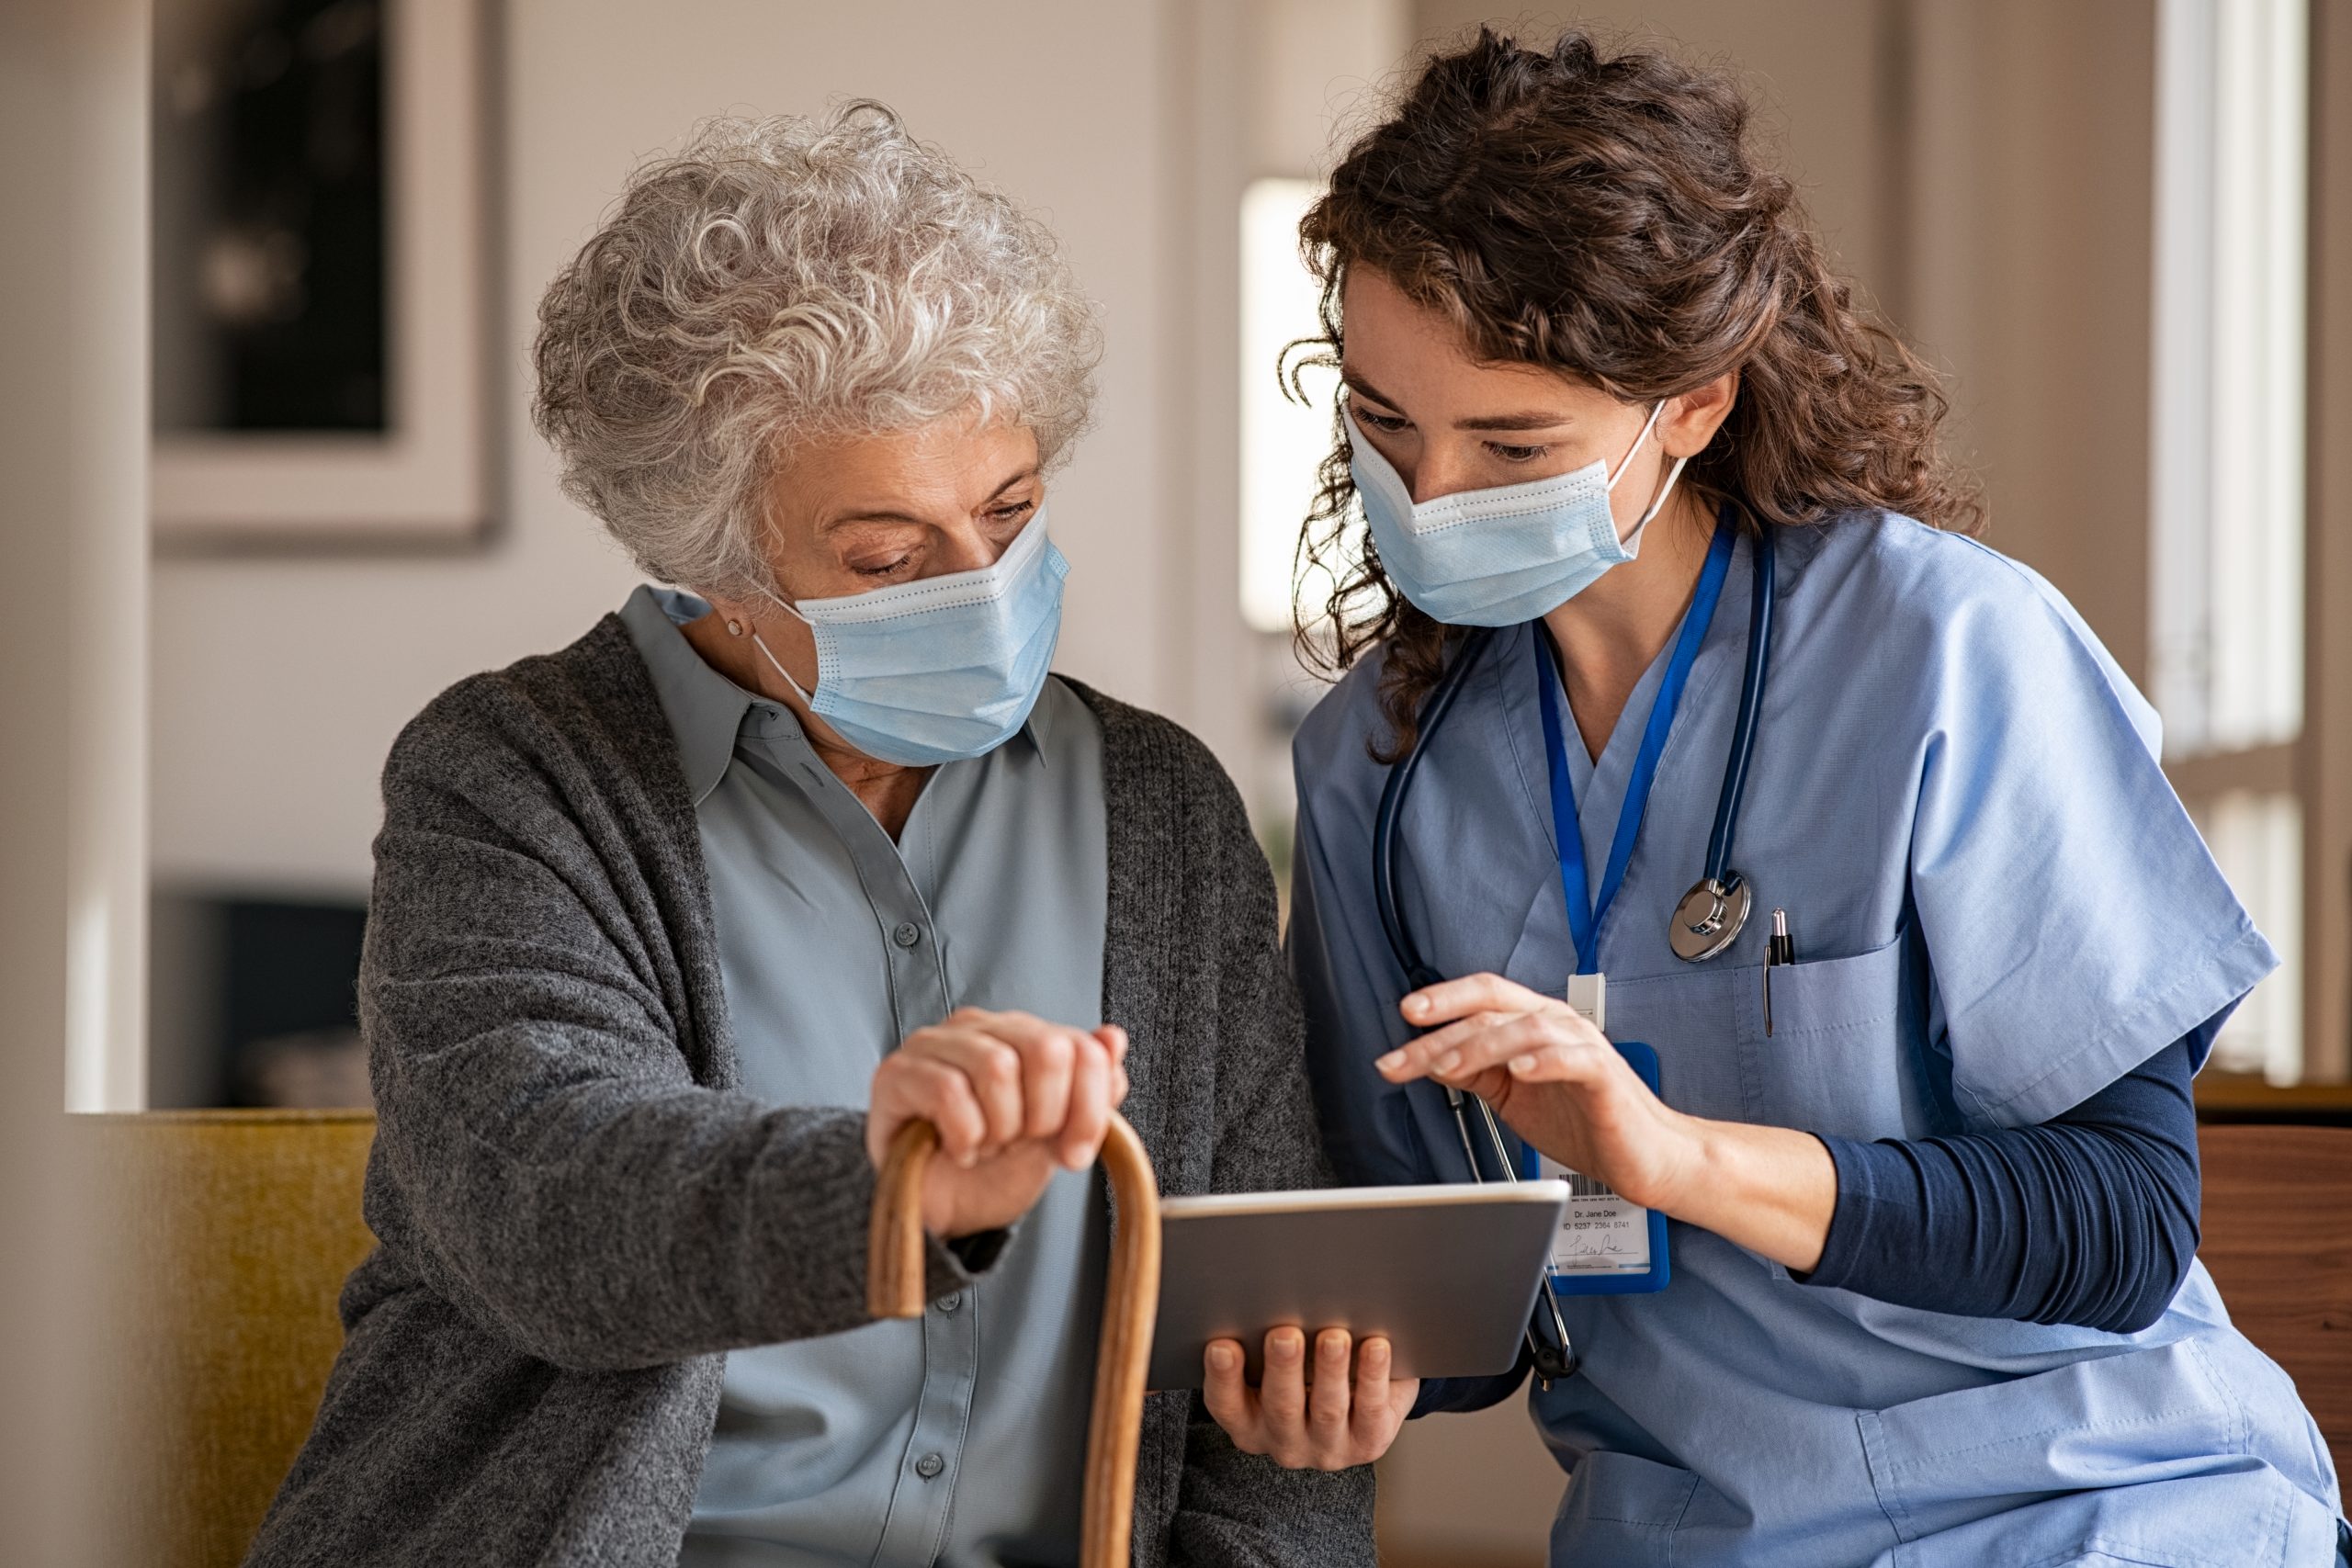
[1742,932,1944,1143]
[1850,1333,2334,1566]
[1549,1448,1701,1561]
[1602,934,1944,1145]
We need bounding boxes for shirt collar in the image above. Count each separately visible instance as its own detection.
[618,584,1050,805]
[619,586,757,805]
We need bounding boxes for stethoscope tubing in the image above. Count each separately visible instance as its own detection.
[1703,524,1776,884]
[1370,511,1778,1384]
[1377,516,1777,982]
[1371,626,1493,989]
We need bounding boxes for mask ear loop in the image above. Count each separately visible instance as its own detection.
[750,629,818,707]
[738,587,821,707]
[1603,400,1690,551]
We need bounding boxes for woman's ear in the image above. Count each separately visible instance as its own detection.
[1662,369,1739,457]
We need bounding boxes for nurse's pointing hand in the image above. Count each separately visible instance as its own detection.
[1200,1328,1416,1471]
[867,1010,1131,1239]
[1379,974,1702,1214]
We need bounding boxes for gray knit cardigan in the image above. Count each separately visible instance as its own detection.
[242,615,1376,1568]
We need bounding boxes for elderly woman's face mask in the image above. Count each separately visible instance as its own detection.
[749,507,1068,768]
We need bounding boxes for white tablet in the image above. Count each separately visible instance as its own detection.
[1146,1181,1569,1391]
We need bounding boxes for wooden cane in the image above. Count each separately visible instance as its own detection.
[868,1113,1162,1568]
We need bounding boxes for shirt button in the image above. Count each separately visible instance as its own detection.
[936,1292,962,1313]
[914,1451,945,1480]
[892,921,922,948]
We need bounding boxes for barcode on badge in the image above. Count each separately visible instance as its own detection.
[1563,1169,1617,1201]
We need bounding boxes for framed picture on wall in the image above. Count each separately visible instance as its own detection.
[152,0,494,547]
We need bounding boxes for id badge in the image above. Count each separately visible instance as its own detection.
[1518,1039,1672,1296]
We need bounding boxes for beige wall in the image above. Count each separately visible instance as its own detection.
[149,0,1195,893]
[1905,0,2157,683]
[2305,0,2352,1089]
[1414,1,1899,324]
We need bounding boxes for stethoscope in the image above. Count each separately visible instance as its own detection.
[1370,514,1776,1382]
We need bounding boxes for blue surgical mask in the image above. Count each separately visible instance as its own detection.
[1348,400,1689,626]
[749,509,1067,767]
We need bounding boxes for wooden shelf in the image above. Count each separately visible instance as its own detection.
[2196,1077,2352,1122]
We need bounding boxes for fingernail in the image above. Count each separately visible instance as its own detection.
[1375,1050,1405,1073]
[1404,995,1428,1019]
[1319,1333,1346,1359]
[1273,1332,1301,1359]
[1208,1342,1238,1371]
[1510,1055,1536,1075]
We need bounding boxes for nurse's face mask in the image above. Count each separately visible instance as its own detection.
[746,507,1069,768]
[1349,398,1689,627]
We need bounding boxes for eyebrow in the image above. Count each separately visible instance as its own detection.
[821,465,1041,531]
[1341,368,1577,434]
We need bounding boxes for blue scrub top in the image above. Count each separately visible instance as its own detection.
[1289,513,2342,1566]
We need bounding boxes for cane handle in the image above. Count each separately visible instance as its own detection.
[868,1112,1161,1568]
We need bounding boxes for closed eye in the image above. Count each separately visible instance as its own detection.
[1352,406,1410,434]
[1486,441,1551,464]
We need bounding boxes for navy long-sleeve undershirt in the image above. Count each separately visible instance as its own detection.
[1413,1034,2208,1418]
[1803,1037,2202,1334]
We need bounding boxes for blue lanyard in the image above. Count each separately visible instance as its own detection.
[1536,516,1738,976]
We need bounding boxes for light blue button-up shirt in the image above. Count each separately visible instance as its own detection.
[621,587,1111,1568]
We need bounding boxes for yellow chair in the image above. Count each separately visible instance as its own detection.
[86,1110,376,1568]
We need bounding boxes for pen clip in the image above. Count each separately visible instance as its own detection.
[1762,908,1791,1038]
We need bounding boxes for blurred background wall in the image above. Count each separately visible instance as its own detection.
[4,0,2346,1560]
[137,0,2352,1118]
[5,2,150,1562]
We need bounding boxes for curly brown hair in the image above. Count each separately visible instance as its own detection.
[1290,27,1981,758]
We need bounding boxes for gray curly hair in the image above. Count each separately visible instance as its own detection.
[532,102,1102,598]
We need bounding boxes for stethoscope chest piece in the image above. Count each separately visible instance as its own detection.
[1669,874,1750,961]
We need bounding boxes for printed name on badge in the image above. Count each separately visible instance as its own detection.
[1538,1156,1653,1274]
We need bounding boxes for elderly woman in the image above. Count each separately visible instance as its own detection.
[243,107,1378,1568]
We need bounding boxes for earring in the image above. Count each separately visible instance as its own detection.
[725,618,744,637]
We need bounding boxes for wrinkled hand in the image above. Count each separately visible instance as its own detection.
[1376,974,1702,1212]
[1201,1327,1416,1471]
[867,1009,1129,1238]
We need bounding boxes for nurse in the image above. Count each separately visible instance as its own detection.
[1263,27,2346,1568]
